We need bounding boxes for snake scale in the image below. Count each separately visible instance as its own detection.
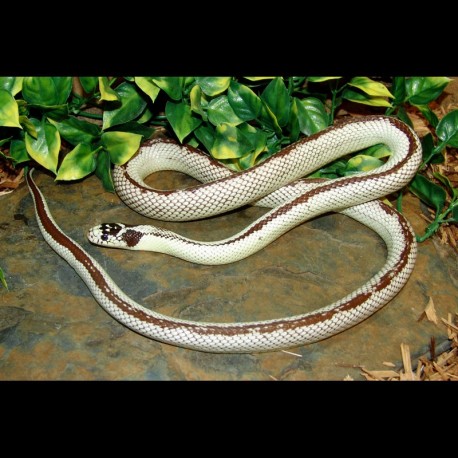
[26,115,422,353]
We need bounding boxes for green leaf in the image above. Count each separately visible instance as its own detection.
[52,77,73,104]
[348,77,393,98]
[236,123,267,167]
[409,173,446,214]
[41,104,69,122]
[23,77,56,105]
[236,153,257,170]
[136,106,154,124]
[258,100,282,135]
[0,77,24,96]
[391,77,406,104]
[345,154,384,174]
[79,77,98,94]
[414,104,439,128]
[211,123,253,159]
[310,159,347,178]
[106,120,154,138]
[101,131,142,165]
[9,139,30,164]
[152,77,184,100]
[287,98,301,143]
[432,171,458,199]
[184,77,196,88]
[165,101,202,143]
[49,117,100,145]
[436,109,458,147]
[342,88,392,107]
[428,154,444,165]
[244,77,275,81]
[25,118,61,174]
[102,82,147,130]
[207,95,244,126]
[56,143,97,180]
[421,132,434,160]
[451,205,458,222]
[395,105,413,128]
[0,90,21,128]
[196,77,231,97]
[261,77,290,127]
[22,77,72,106]
[194,124,215,152]
[307,77,342,83]
[361,143,392,159]
[190,85,208,120]
[405,77,450,105]
[95,149,114,192]
[187,137,199,148]
[16,99,28,116]
[265,132,282,154]
[20,116,37,138]
[98,77,120,102]
[0,137,12,148]
[135,77,161,103]
[0,267,7,290]
[227,80,262,121]
[296,97,329,135]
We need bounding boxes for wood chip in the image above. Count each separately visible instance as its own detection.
[362,369,400,379]
[360,370,379,381]
[400,343,417,380]
[382,361,396,367]
[441,315,458,339]
[432,361,450,381]
[415,359,424,378]
[0,167,23,192]
[281,350,302,357]
[418,297,439,324]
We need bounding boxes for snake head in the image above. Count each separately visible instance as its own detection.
[87,223,143,249]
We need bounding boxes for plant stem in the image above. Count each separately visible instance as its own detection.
[420,143,445,170]
[76,111,103,120]
[329,81,346,124]
[416,201,456,242]
[385,105,396,116]
[416,222,440,242]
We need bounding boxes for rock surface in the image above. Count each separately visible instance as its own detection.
[0,170,457,380]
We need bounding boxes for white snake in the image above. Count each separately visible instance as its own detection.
[27,115,422,353]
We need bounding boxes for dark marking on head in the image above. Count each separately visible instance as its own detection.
[122,229,143,247]
[98,223,123,241]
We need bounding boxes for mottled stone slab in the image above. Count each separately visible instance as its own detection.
[0,170,456,380]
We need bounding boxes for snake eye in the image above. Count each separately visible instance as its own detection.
[101,233,109,241]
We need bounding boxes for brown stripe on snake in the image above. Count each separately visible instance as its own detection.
[27,114,422,352]
[108,205,414,336]
[118,115,419,199]
[28,170,414,336]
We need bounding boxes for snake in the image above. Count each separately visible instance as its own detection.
[26,115,422,353]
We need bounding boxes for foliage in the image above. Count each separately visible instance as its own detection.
[0,76,457,290]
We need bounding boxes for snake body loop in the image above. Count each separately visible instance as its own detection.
[27,115,422,353]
